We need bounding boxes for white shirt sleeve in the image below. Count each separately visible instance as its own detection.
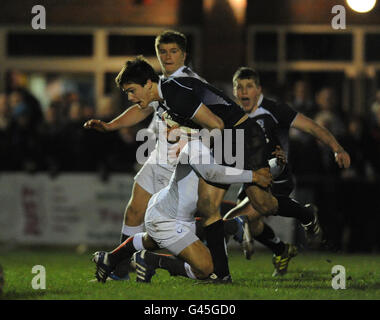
[183,140,253,184]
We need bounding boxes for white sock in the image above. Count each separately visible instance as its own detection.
[270,236,281,244]
[122,224,144,237]
[132,232,145,251]
[184,262,197,279]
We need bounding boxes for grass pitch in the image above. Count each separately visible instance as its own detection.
[1,247,380,300]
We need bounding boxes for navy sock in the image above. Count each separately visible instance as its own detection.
[204,219,230,278]
[276,196,314,225]
[254,223,285,256]
[120,233,128,244]
[223,219,239,236]
[108,237,136,267]
[145,252,188,277]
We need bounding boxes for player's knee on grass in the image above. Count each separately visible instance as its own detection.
[179,240,214,279]
[191,259,214,280]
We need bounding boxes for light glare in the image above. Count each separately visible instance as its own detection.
[346,0,376,13]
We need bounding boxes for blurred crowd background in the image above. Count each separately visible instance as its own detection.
[0,70,142,175]
[1,70,380,179]
[1,0,380,252]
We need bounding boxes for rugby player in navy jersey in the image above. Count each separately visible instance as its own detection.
[115,57,278,282]
[224,67,351,276]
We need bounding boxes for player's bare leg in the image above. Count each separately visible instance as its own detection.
[197,178,226,226]
[123,182,152,232]
[176,240,214,279]
[132,240,217,283]
[222,196,296,268]
[244,184,278,217]
[110,182,152,279]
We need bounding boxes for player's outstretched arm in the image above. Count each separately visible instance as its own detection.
[192,104,225,131]
[83,104,154,132]
[186,140,272,187]
[291,113,351,169]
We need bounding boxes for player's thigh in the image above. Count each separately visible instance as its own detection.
[197,178,226,220]
[245,185,278,216]
[142,233,160,251]
[124,182,152,224]
[250,217,264,236]
[223,197,259,220]
[177,240,213,278]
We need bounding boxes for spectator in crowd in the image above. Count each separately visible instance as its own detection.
[0,93,11,170]
[0,93,10,130]
[368,103,380,176]
[337,114,379,252]
[369,88,380,126]
[59,100,87,171]
[7,89,44,172]
[291,80,315,116]
[340,115,376,180]
[93,96,140,175]
[41,100,66,174]
[313,87,345,136]
[310,90,346,250]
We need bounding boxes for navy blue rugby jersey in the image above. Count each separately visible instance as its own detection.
[159,76,246,129]
[249,96,297,157]
[248,95,298,182]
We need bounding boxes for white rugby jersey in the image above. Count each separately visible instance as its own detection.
[148,139,253,222]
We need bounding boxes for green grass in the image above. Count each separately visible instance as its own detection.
[1,247,380,300]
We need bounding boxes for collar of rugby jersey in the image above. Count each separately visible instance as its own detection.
[248,93,264,117]
[158,65,187,99]
[167,65,187,78]
[158,77,164,99]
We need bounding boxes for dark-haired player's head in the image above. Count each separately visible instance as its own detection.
[115,55,159,88]
[155,30,187,76]
[232,67,262,113]
[115,56,160,109]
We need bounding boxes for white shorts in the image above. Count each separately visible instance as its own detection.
[134,162,174,195]
[145,195,198,256]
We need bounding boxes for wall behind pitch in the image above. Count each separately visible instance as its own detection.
[0,173,134,246]
[0,173,295,247]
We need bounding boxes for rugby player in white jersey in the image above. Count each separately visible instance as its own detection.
[84,30,204,279]
[93,130,273,283]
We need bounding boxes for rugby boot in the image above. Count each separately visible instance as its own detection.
[233,215,255,260]
[132,250,156,283]
[272,243,298,277]
[92,251,115,283]
[302,204,323,249]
